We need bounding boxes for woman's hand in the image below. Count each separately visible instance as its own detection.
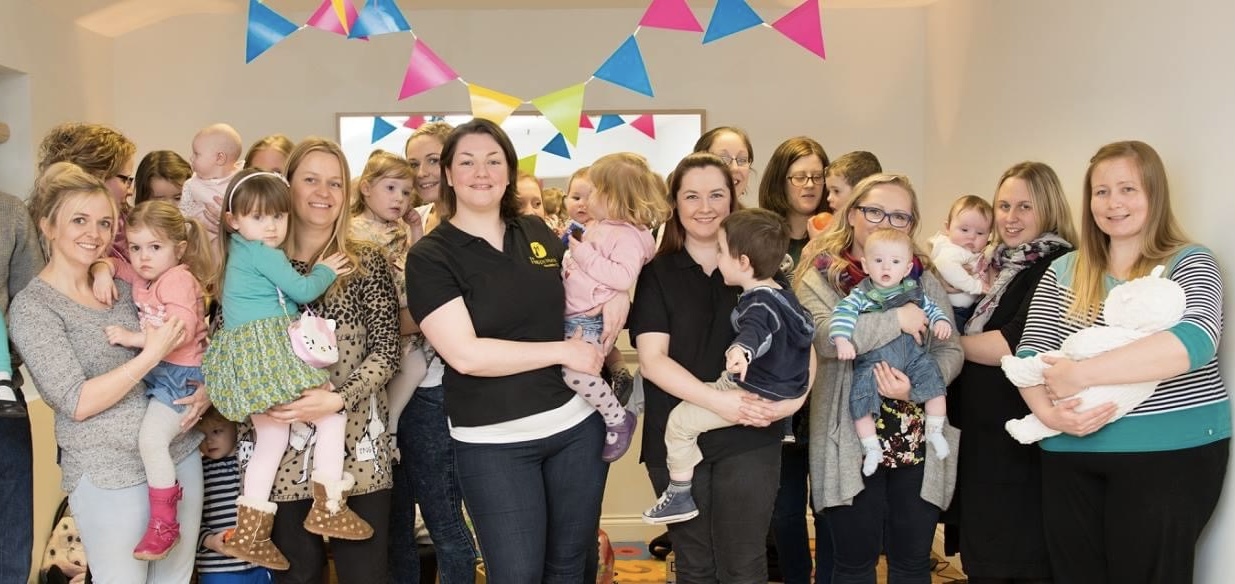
[317,252,353,277]
[739,393,805,427]
[560,328,604,375]
[142,316,186,361]
[1038,397,1117,436]
[204,196,223,235]
[175,379,212,431]
[874,362,912,401]
[705,387,758,425]
[594,293,630,353]
[265,382,345,424]
[1041,354,1088,400]
[896,304,928,344]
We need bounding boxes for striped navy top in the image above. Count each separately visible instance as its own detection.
[1017,246,1230,453]
[197,455,261,573]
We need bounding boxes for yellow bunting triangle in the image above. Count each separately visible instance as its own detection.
[531,83,586,146]
[518,154,538,175]
[468,84,524,125]
[331,0,351,34]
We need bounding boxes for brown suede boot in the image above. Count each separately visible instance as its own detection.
[303,472,373,540]
[219,497,290,571]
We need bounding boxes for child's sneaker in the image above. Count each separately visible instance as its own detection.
[643,484,698,525]
[0,382,26,419]
[601,410,637,462]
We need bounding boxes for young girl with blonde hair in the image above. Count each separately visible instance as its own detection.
[562,153,669,461]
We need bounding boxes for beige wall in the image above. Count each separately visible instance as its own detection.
[923,1,1235,581]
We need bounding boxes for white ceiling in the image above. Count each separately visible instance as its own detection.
[69,0,936,38]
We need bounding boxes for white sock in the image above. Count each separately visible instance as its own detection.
[0,385,15,402]
[860,436,882,476]
[925,415,950,459]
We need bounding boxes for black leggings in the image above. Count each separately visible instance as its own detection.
[271,489,393,584]
[1040,440,1228,584]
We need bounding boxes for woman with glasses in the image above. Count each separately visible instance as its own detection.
[693,127,757,209]
[759,137,830,268]
[795,174,962,583]
[36,122,138,260]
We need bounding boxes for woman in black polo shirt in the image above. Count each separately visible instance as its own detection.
[631,153,809,582]
[405,119,613,581]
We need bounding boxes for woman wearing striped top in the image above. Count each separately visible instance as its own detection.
[1017,141,1229,583]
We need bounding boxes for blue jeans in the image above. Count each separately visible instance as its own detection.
[850,334,946,420]
[564,313,604,341]
[198,567,273,584]
[455,413,608,583]
[0,386,31,584]
[390,385,478,584]
[772,442,833,584]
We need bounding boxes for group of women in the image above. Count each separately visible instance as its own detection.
[6,117,1228,584]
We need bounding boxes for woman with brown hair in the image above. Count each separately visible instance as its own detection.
[759,137,830,267]
[37,122,138,259]
[134,150,192,205]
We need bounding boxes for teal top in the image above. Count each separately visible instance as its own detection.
[219,234,336,330]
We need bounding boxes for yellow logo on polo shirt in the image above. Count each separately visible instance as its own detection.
[530,242,547,259]
[528,240,559,268]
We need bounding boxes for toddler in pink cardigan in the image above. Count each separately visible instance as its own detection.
[561,153,670,461]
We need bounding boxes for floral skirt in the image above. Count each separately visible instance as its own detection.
[203,316,328,422]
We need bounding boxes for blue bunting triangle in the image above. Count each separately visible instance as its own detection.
[371,117,398,143]
[594,36,654,98]
[246,0,300,63]
[349,0,412,38]
[596,115,626,133]
[541,133,571,159]
[703,0,764,44]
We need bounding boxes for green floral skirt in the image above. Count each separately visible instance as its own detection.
[204,316,328,422]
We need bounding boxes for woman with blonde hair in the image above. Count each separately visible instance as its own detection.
[1016,141,1229,583]
[795,173,962,582]
[244,134,296,174]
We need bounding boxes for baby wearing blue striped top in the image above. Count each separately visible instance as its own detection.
[195,408,272,584]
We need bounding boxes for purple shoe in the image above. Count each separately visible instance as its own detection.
[602,411,637,462]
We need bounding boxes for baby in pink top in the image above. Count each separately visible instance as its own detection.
[561,153,670,461]
[90,201,213,561]
[181,123,243,241]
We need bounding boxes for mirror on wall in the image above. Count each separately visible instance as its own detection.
[337,110,705,184]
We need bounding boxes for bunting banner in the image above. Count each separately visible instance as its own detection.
[541,133,572,159]
[531,83,587,146]
[518,154,538,175]
[371,117,398,142]
[245,0,300,63]
[596,114,626,133]
[579,114,595,130]
[399,39,459,100]
[630,115,657,139]
[703,0,764,44]
[468,84,524,124]
[772,0,826,58]
[349,0,412,38]
[306,0,360,38]
[403,115,426,130]
[594,36,655,98]
[639,0,704,32]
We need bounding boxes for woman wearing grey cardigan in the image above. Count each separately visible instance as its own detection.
[11,163,210,583]
[795,174,962,583]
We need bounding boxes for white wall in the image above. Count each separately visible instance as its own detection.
[924,1,1235,582]
[110,7,927,191]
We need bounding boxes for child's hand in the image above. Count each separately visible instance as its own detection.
[834,337,857,360]
[90,260,118,306]
[405,209,425,244]
[105,325,144,348]
[318,252,353,277]
[725,346,749,381]
[204,531,227,554]
[933,320,953,340]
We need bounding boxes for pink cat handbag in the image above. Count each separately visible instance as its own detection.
[278,289,339,369]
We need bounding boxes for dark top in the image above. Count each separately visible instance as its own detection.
[730,286,815,400]
[406,215,573,427]
[630,249,783,466]
[946,246,1068,579]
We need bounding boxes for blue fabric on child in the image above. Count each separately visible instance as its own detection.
[144,361,202,414]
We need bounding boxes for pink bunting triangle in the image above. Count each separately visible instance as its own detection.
[772,0,826,59]
[630,115,656,139]
[306,0,360,38]
[579,114,594,130]
[640,0,704,32]
[399,39,459,100]
[403,115,426,129]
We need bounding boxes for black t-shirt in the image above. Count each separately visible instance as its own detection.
[405,215,572,427]
[629,248,783,466]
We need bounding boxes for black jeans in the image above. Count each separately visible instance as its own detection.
[272,488,392,584]
[648,441,781,584]
[826,463,940,584]
[454,413,608,583]
[771,442,833,584]
[0,389,31,584]
[1040,439,1229,584]
[389,386,478,584]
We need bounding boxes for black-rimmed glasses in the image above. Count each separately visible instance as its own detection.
[787,174,824,187]
[855,205,913,228]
